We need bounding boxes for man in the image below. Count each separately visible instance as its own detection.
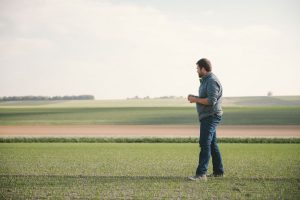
[187,58,224,181]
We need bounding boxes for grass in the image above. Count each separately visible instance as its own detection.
[0,143,299,199]
[0,106,300,125]
[1,137,300,143]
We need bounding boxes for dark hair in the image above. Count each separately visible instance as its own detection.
[196,58,212,72]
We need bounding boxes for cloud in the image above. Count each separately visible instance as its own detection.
[0,0,299,98]
[201,10,215,17]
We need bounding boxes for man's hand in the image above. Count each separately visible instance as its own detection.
[188,94,209,105]
[188,94,198,103]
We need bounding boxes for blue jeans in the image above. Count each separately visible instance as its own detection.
[196,114,224,175]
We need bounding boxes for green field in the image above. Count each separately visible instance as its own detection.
[1,106,300,125]
[1,98,300,199]
[0,143,299,199]
[1,97,300,125]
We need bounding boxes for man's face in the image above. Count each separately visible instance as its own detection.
[197,66,205,78]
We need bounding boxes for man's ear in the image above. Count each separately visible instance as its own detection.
[201,67,207,74]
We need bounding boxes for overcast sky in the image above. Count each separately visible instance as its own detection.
[0,0,299,99]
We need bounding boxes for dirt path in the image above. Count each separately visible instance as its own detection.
[0,125,299,138]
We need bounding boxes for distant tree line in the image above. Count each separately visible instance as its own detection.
[0,95,95,101]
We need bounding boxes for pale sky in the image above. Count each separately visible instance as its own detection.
[0,0,300,99]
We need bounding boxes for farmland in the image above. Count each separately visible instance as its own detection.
[1,97,300,126]
[0,97,300,199]
[0,143,299,199]
[0,106,300,126]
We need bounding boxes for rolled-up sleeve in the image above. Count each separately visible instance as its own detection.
[207,79,220,106]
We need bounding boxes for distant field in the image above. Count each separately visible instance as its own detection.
[0,97,300,126]
[0,143,299,199]
[0,99,192,108]
[0,106,300,125]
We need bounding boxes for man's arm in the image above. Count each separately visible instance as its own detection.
[188,79,220,105]
[187,95,209,105]
[206,79,220,106]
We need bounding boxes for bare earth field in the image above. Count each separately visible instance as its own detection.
[0,125,299,138]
